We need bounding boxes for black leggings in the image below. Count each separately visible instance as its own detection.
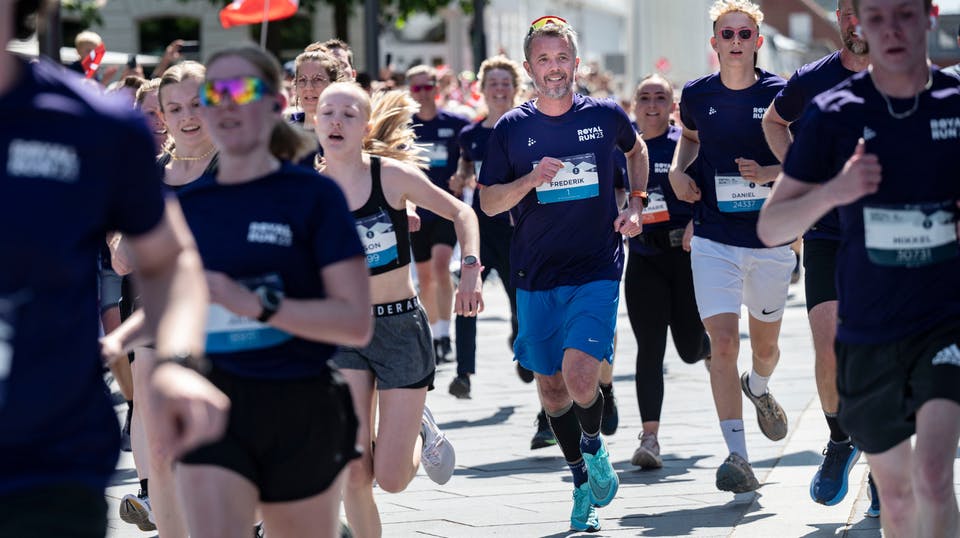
[624,247,708,423]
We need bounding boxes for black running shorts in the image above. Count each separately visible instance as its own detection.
[411,218,457,263]
[802,238,839,312]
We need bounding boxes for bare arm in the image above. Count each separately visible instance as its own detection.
[762,103,793,163]
[669,126,702,203]
[100,309,151,365]
[757,139,881,246]
[479,158,564,216]
[613,135,649,237]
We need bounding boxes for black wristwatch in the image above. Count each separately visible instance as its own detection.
[155,351,209,374]
[255,286,283,322]
[462,255,480,267]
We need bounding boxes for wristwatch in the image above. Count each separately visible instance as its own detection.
[630,190,650,208]
[254,286,284,322]
[462,255,480,267]
[154,351,209,374]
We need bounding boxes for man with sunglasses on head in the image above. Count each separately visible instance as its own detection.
[669,0,792,494]
[759,0,960,534]
[479,15,648,533]
[761,0,874,511]
[406,64,471,365]
[0,1,228,536]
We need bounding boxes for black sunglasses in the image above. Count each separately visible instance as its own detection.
[720,28,754,40]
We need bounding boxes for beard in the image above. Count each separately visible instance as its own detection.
[843,30,869,55]
[534,72,573,99]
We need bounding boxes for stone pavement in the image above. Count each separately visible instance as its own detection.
[105,274,950,537]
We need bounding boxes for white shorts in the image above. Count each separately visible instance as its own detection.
[690,236,794,322]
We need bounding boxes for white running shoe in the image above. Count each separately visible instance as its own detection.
[420,405,456,484]
[119,492,156,532]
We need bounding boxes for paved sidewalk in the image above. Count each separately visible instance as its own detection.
[105,275,951,537]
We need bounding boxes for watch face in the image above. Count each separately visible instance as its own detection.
[463,255,478,266]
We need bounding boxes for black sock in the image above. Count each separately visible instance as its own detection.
[599,382,613,398]
[573,390,604,438]
[825,412,849,443]
[547,405,584,464]
[139,478,148,498]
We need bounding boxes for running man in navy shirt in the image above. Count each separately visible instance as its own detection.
[0,1,228,535]
[407,64,471,363]
[761,0,873,510]
[669,0,793,494]
[759,0,960,535]
[479,16,648,533]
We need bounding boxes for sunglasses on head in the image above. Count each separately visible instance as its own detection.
[199,77,270,107]
[410,84,436,93]
[719,27,755,40]
[528,15,569,36]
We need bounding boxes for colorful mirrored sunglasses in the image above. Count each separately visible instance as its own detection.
[199,77,270,107]
[528,15,569,35]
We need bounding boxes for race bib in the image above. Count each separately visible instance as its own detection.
[715,175,771,213]
[473,160,483,178]
[534,153,600,204]
[863,202,958,267]
[642,186,670,224]
[205,274,293,353]
[356,209,398,269]
[424,142,448,168]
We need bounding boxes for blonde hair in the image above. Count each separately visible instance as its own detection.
[405,65,436,84]
[708,0,764,27]
[74,30,102,50]
[205,45,315,162]
[478,55,523,91]
[317,82,427,169]
[158,61,205,112]
[135,78,160,108]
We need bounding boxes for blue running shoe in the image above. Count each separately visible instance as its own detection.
[866,472,880,518]
[582,438,619,507]
[570,483,600,532]
[810,439,860,505]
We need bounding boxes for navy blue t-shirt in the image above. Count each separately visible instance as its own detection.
[0,60,166,496]
[459,120,510,226]
[414,110,470,222]
[679,69,786,248]
[479,94,636,291]
[784,69,960,344]
[178,163,363,378]
[630,125,694,256]
[774,51,858,242]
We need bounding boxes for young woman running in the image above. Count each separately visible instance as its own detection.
[318,82,482,538]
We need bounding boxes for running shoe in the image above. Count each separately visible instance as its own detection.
[119,491,156,532]
[631,432,663,469]
[582,437,618,507]
[516,361,534,383]
[866,472,881,518]
[570,483,600,532]
[809,439,860,505]
[600,388,619,436]
[420,405,456,484]
[716,452,760,493]
[434,336,453,364]
[530,409,557,450]
[740,372,788,441]
[448,375,471,399]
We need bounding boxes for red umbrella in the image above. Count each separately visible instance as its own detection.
[219,0,299,29]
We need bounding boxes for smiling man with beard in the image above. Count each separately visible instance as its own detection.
[761,0,875,513]
[478,15,648,533]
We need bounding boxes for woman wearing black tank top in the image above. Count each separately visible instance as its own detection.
[317,82,483,538]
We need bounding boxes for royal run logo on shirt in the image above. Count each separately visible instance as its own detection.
[247,222,293,247]
[6,139,79,183]
[577,126,605,142]
[930,117,960,141]
[752,107,766,120]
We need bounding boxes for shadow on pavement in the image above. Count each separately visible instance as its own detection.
[618,496,771,536]
[438,405,515,430]
[751,449,823,468]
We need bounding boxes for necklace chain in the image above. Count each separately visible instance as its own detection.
[872,69,933,120]
[171,145,216,162]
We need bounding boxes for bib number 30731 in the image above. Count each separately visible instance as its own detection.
[864,202,958,268]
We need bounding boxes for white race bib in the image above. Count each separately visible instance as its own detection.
[205,304,293,353]
[642,186,670,224]
[473,160,483,178]
[715,175,771,213]
[356,210,398,269]
[863,202,958,267]
[424,142,448,167]
[534,153,600,204]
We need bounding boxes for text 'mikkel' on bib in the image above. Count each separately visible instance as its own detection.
[642,186,670,224]
[534,153,600,204]
[863,201,958,268]
[715,174,771,213]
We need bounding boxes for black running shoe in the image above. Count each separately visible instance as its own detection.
[448,375,471,399]
[434,336,453,364]
[531,409,557,450]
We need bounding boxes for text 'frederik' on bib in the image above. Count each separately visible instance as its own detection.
[534,153,600,204]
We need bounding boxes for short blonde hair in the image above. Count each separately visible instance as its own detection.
[478,55,523,91]
[708,0,764,27]
[405,65,436,84]
[75,30,102,50]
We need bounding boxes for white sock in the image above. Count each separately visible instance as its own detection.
[720,419,748,460]
[748,369,770,396]
[435,319,450,337]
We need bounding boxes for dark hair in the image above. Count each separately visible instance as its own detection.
[205,45,315,162]
[852,0,932,14]
[14,0,45,40]
[294,50,343,83]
